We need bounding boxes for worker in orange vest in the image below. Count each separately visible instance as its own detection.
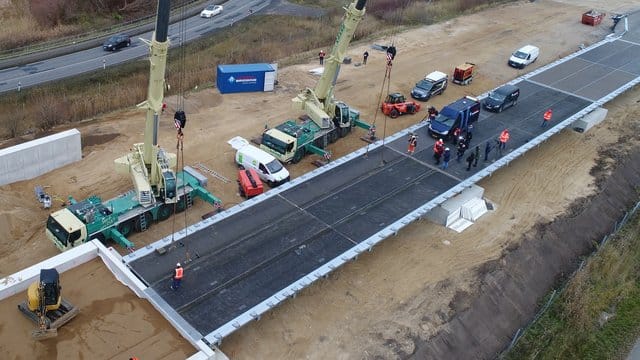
[407,134,417,155]
[498,129,510,155]
[433,138,444,164]
[171,263,184,290]
[541,108,553,127]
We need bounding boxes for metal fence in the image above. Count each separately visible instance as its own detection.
[499,199,640,358]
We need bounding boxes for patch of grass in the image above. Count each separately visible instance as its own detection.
[505,213,640,360]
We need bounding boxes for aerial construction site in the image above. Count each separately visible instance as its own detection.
[0,0,640,359]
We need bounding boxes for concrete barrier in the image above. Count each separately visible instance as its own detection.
[573,107,608,133]
[0,129,81,186]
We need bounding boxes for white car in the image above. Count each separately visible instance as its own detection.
[200,4,223,18]
[508,45,539,69]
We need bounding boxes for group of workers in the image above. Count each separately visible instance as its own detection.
[408,105,551,166]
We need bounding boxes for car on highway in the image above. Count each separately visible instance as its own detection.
[200,4,223,18]
[102,34,131,51]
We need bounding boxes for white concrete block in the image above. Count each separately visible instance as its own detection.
[0,242,98,301]
[0,129,82,186]
[573,107,608,133]
[426,185,485,225]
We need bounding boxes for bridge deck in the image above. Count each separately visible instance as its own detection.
[124,34,640,345]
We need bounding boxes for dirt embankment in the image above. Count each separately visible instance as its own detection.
[415,145,640,359]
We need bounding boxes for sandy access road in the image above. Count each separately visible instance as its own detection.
[0,0,639,358]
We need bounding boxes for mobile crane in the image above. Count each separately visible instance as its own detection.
[259,0,372,164]
[45,0,222,252]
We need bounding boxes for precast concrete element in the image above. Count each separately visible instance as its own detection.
[573,107,608,133]
[0,129,81,186]
[426,184,485,226]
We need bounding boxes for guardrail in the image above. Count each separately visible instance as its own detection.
[0,0,213,69]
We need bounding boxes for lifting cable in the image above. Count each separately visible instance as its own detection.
[365,0,415,164]
[170,0,191,264]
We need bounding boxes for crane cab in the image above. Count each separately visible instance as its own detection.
[27,269,62,312]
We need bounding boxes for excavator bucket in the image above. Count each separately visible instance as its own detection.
[32,328,57,341]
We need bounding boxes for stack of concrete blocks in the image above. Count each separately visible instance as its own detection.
[573,107,608,133]
[426,184,488,233]
[0,129,82,186]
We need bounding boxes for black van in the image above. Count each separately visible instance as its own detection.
[483,84,520,113]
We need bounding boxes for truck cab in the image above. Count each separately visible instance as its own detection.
[46,209,87,251]
[428,96,481,139]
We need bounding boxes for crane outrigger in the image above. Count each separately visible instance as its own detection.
[45,0,221,252]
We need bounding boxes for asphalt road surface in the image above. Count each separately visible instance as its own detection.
[0,0,270,94]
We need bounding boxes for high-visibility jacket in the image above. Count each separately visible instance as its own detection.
[174,267,184,280]
[499,130,510,143]
[543,110,553,121]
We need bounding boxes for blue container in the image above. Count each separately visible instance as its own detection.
[217,63,275,94]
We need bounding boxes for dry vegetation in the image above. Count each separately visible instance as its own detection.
[506,211,640,359]
[0,0,513,143]
[0,0,156,50]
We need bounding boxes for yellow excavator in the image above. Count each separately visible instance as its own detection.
[17,268,79,340]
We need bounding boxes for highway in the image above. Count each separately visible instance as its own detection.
[0,0,269,94]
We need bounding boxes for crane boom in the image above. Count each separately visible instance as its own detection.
[292,0,366,129]
[141,0,170,166]
[114,0,178,205]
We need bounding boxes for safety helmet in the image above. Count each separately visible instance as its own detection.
[445,147,449,151]
[176,263,181,267]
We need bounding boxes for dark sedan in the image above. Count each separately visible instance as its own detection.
[103,34,131,51]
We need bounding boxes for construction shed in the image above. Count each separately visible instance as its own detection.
[216,63,275,94]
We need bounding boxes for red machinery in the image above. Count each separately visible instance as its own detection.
[381,93,421,118]
[582,10,605,26]
[238,168,264,198]
[452,62,475,85]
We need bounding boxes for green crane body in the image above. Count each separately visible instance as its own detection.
[261,0,371,164]
[44,0,222,252]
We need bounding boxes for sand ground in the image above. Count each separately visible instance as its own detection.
[0,0,638,358]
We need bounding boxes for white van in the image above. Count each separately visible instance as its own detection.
[228,136,290,187]
[508,45,539,69]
